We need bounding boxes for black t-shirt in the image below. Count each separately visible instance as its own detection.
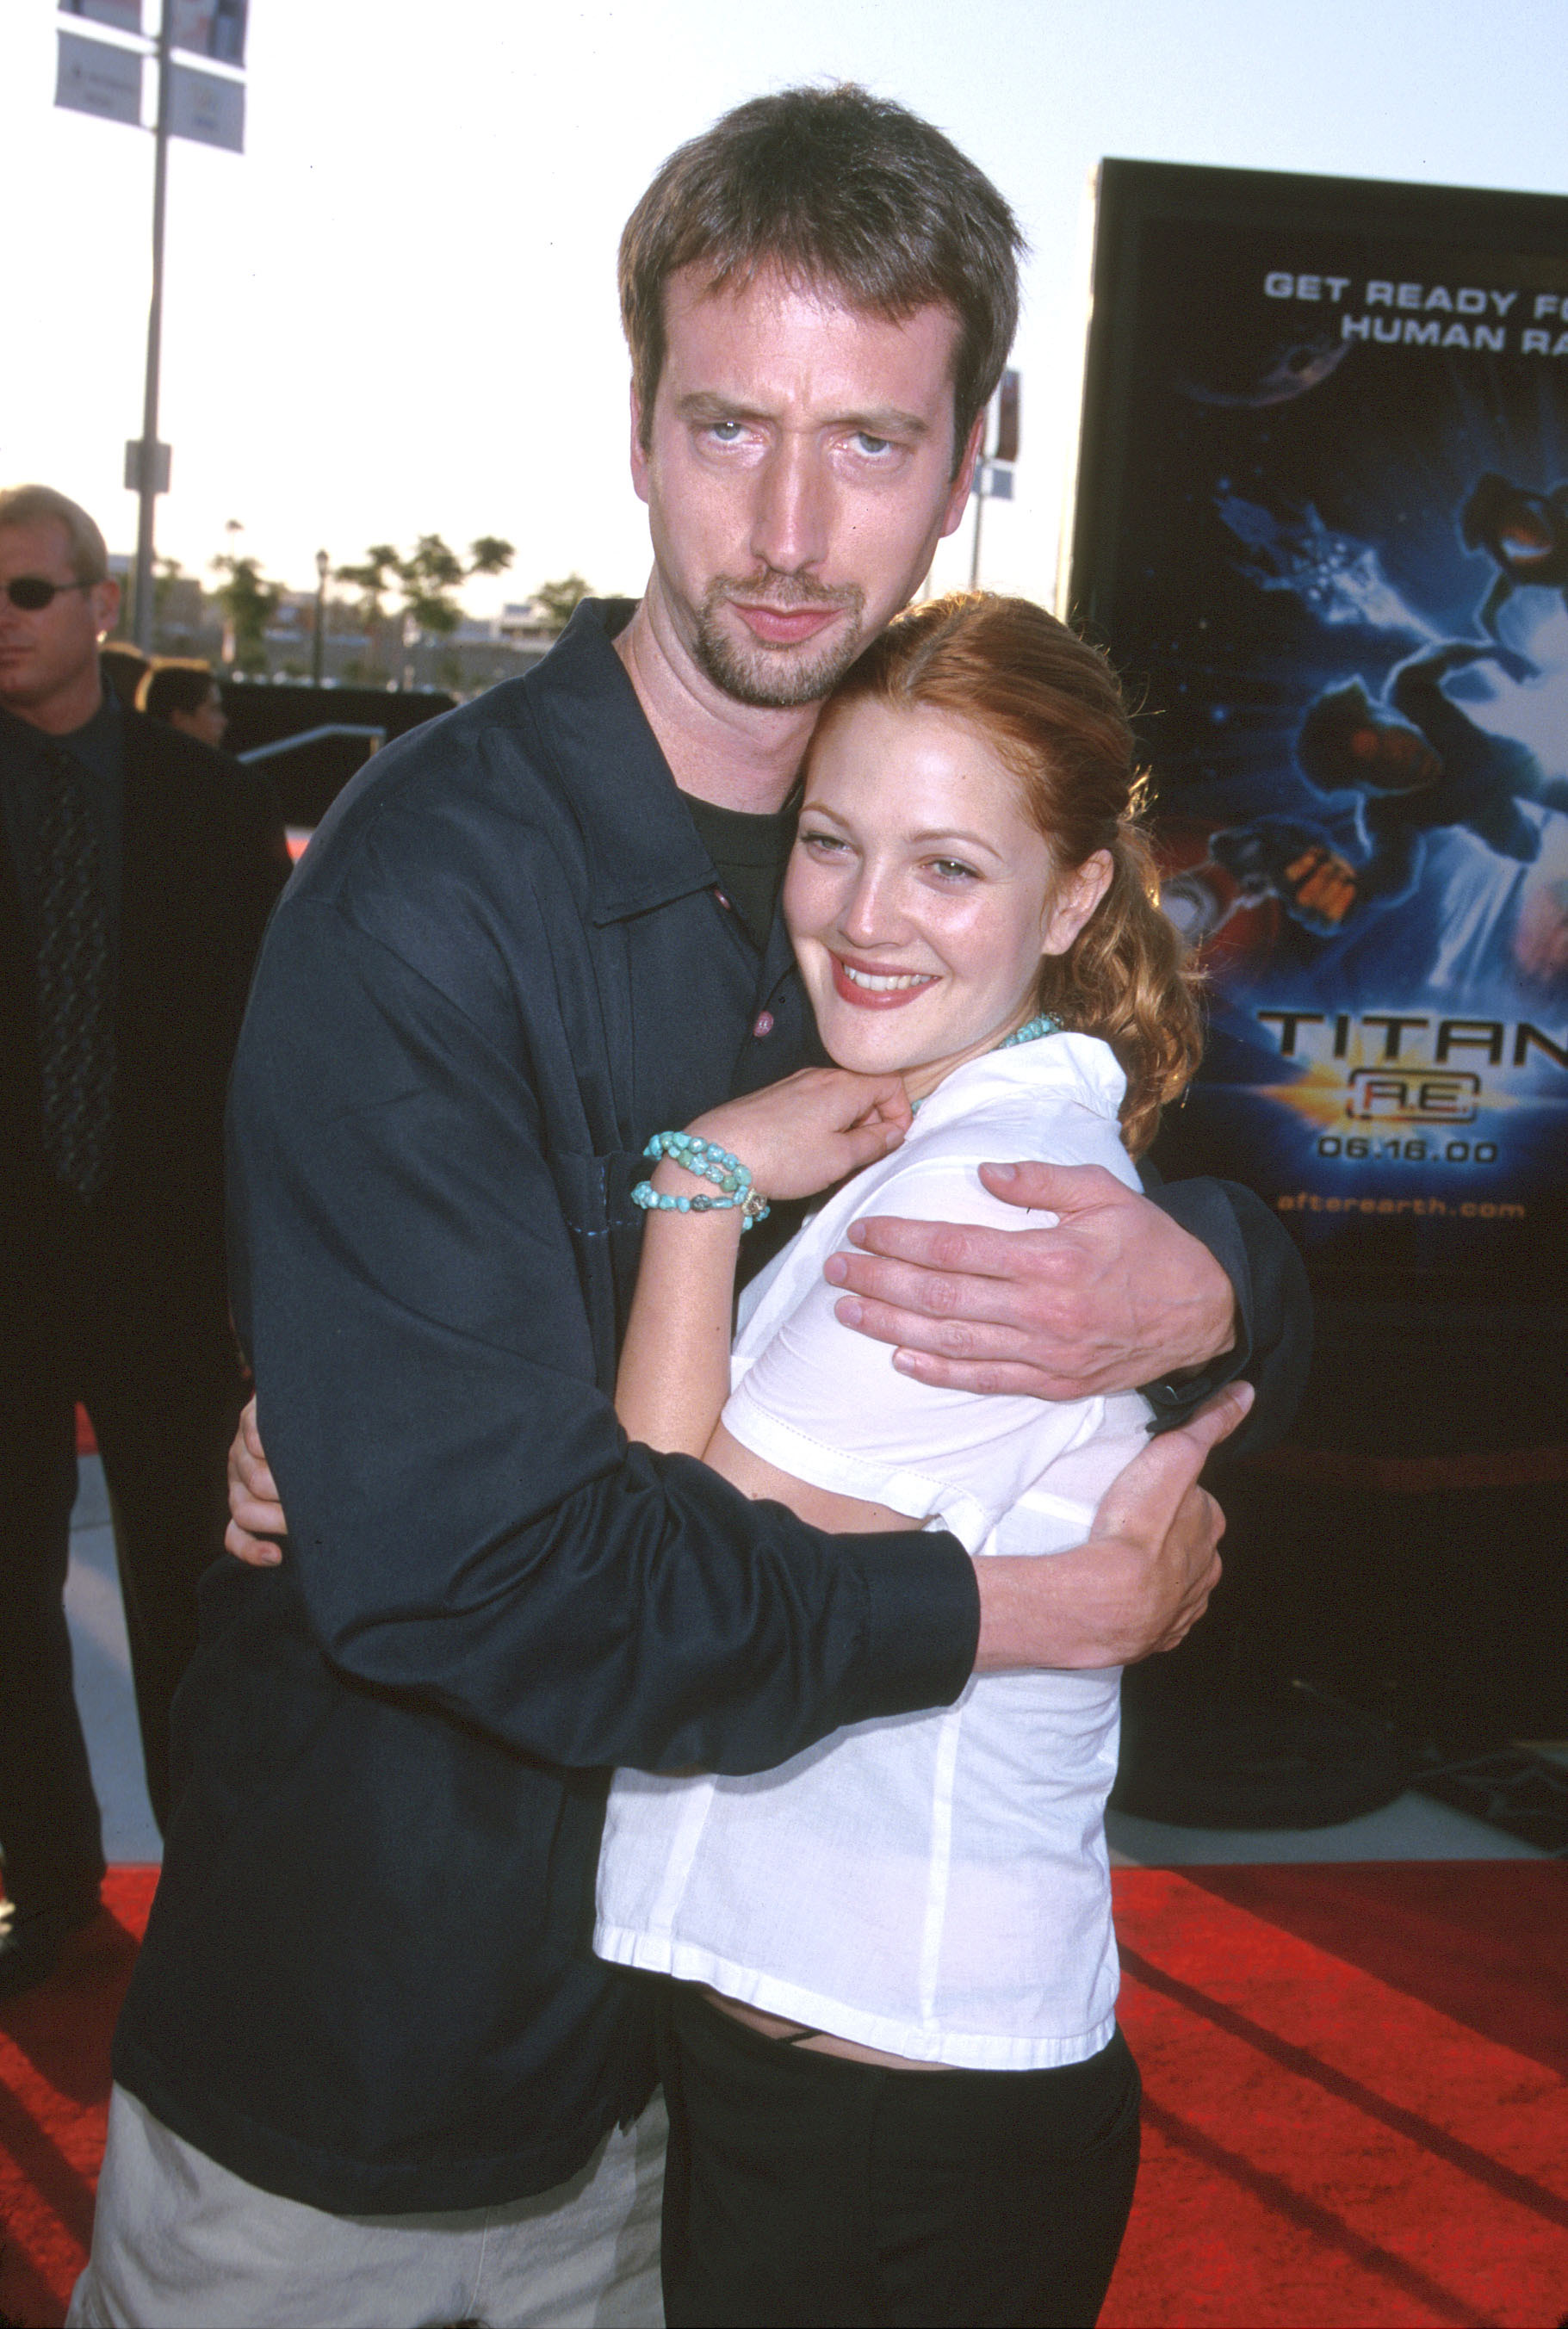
[685,791,798,953]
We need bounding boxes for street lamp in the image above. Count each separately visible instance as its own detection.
[312,548,330,686]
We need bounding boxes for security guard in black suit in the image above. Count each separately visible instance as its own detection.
[0,485,288,1993]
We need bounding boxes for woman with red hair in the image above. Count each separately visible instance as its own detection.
[598,592,1208,2327]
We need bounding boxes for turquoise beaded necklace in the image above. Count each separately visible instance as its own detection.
[995,1011,1061,1050]
[908,1009,1061,1113]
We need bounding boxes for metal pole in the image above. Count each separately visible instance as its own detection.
[312,550,329,684]
[132,9,173,652]
[968,390,994,591]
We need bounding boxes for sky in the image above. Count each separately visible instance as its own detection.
[6,0,1568,616]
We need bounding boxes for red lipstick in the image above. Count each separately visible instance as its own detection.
[828,953,938,1010]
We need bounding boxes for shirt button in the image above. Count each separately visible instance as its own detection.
[752,1010,775,1038]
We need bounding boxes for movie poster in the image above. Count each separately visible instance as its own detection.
[1068,163,1568,1290]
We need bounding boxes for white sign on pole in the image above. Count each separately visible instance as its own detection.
[169,0,248,66]
[59,0,144,33]
[167,60,245,152]
[124,440,172,495]
[970,463,1015,505]
[55,29,143,126]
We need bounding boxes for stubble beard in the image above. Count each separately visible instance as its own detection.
[692,574,868,709]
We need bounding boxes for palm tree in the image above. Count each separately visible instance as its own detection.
[210,542,284,674]
[536,574,593,635]
[338,535,517,680]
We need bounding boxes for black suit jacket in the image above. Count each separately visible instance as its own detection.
[0,709,288,1334]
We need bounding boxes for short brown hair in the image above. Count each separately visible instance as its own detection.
[0,484,109,584]
[139,659,218,721]
[814,594,1203,1155]
[618,85,1023,470]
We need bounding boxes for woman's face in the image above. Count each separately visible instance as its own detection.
[169,684,228,750]
[784,697,1110,1102]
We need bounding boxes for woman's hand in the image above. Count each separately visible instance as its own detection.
[685,1069,912,1205]
[619,1072,908,1458]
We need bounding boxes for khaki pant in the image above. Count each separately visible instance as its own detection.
[69,2084,666,2328]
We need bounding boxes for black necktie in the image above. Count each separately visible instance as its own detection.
[34,742,116,1199]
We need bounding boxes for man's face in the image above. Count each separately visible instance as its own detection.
[631,268,979,710]
[0,518,119,729]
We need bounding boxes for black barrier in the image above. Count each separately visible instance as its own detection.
[220,681,457,828]
[1113,1298,1568,1828]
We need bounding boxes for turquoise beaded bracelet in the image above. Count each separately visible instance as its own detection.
[630,1130,770,1230]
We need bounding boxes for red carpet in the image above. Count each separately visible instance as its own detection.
[2,1863,1564,2327]
[0,1869,155,2329]
[1104,1862,1568,2326]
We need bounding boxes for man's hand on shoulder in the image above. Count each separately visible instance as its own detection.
[825,1160,1237,1401]
[973,1382,1251,1671]
[226,1398,286,1566]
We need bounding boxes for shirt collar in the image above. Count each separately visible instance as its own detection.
[0,674,121,785]
[523,598,743,927]
[65,675,124,792]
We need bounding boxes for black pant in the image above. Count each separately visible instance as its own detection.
[0,1227,243,1902]
[658,1986,1142,2329]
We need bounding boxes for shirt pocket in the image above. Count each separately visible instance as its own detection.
[550,1146,647,1384]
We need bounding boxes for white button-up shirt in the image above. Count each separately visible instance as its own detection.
[595,1033,1151,2069]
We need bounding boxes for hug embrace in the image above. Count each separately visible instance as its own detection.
[73,84,1308,2329]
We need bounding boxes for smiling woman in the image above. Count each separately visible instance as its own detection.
[788,697,1109,1099]
[805,590,1203,1149]
[603,591,1205,2327]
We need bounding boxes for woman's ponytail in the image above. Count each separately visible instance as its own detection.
[1037,808,1202,1155]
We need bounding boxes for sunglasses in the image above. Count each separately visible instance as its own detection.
[3,576,95,611]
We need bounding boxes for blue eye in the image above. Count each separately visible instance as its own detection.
[929,858,979,882]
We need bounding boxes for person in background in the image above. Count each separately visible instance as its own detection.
[0,485,288,1999]
[137,660,229,752]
